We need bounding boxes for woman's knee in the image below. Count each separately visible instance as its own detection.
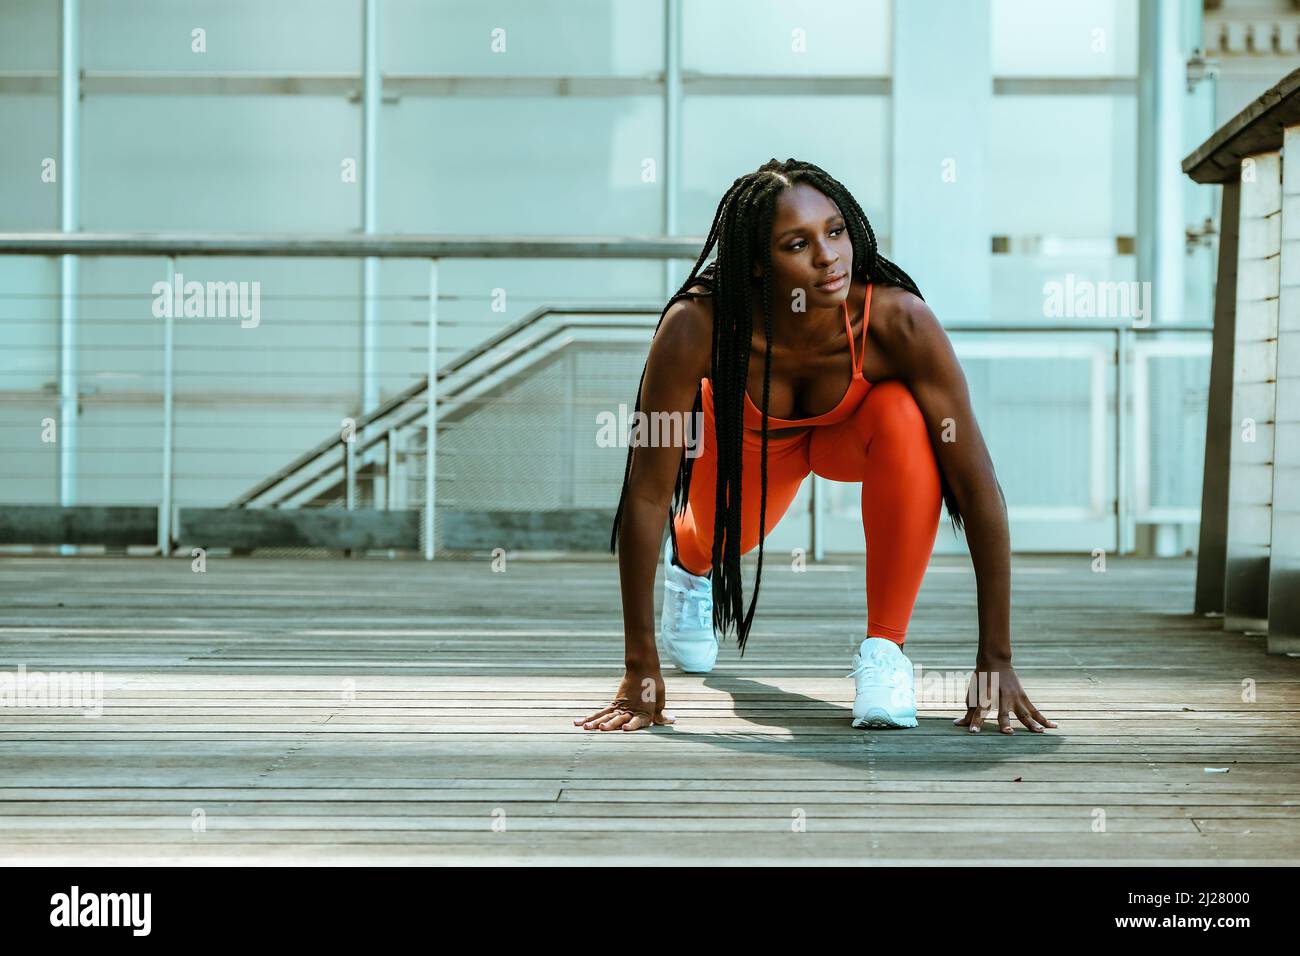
[860,380,928,445]
[858,382,941,497]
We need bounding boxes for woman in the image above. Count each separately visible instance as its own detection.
[577,158,1055,736]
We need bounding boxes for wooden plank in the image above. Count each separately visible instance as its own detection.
[0,553,1297,864]
[0,831,1296,864]
[1224,149,1282,632]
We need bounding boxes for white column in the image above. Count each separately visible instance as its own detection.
[662,0,681,298]
[361,0,381,416]
[423,259,439,560]
[1138,0,1197,556]
[58,0,80,555]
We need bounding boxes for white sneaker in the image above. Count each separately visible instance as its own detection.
[659,538,718,673]
[847,636,918,728]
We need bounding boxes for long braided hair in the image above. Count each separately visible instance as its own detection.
[610,158,964,655]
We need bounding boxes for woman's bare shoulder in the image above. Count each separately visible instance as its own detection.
[867,282,933,345]
[865,282,956,383]
[655,284,714,383]
[868,281,917,323]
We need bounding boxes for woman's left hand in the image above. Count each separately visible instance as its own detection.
[954,664,1057,734]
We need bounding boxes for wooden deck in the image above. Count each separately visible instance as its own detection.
[0,552,1296,865]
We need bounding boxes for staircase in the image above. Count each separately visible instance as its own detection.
[220,303,663,554]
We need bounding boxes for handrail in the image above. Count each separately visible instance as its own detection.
[229,374,430,507]
[440,304,662,376]
[254,319,657,508]
[0,232,706,259]
[0,222,1215,520]
[235,311,662,507]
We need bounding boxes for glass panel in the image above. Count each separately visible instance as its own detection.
[989,95,1136,238]
[81,96,360,231]
[0,255,59,504]
[680,96,890,242]
[1143,350,1211,517]
[82,0,359,72]
[989,95,1136,324]
[992,0,1137,77]
[0,97,59,229]
[384,0,663,76]
[382,96,663,234]
[0,0,57,71]
[992,254,1138,323]
[683,0,890,75]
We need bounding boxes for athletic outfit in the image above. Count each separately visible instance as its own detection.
[669,283,942,648]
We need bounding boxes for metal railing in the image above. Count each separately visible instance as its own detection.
[0,231,1213,558]
[0,232,704,558]
[235,309,662,510]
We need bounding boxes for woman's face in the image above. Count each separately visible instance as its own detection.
[757,183,853,308]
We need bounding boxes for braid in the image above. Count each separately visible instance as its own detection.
[719,190,753,642]
[741,192,778,647]
[610,158,964,658]
[608,180,741,559]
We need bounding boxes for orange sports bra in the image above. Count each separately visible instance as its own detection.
[701,282,874,429]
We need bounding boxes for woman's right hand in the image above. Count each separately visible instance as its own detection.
[574,664,674,732]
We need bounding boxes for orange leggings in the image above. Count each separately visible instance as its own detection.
[673,380,942,647]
